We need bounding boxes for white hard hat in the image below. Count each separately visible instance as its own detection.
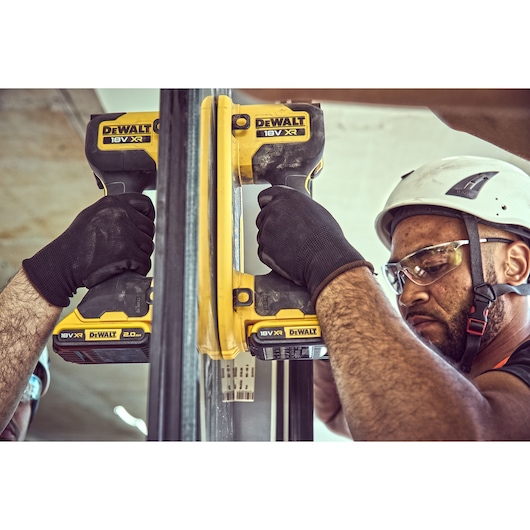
[375,156,530,249]
[374,155,530,373]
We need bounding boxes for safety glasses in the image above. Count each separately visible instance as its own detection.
[383,238,514,295]
[20,374,42,404]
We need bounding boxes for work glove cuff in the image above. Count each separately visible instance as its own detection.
[297,225,374,306]
[23,241,77,307]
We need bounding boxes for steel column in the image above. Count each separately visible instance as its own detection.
[147,89,203,441]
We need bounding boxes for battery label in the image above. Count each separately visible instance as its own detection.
[57,330,84,341]
[256,326,321,341]
[257,327,285,340]
[284,326,321,338]
[57,328,145,341]
[85,329,122,341]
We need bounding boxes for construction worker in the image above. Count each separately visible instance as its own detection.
[0,348,50,441]
[0,192,155,435]
[256,156,530,440]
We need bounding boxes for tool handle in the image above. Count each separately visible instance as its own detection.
[251,270,315,315]
[94,174,151,196]
[77,271,152,319]
[267,174,313,196]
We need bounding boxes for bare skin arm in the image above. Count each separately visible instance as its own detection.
[313,360,351,438]
[0,194,155,432]
[0,269,61,431]
[315,267,530,441]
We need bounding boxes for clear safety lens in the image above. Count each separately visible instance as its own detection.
[382,238,513,295]
[20,374,42,404]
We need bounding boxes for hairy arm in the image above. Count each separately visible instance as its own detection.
[0,269,61,431]
[315,267,527,441]
[313,360,352,439]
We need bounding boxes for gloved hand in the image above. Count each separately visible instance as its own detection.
[256,186,373,305]
[23,193,155,307]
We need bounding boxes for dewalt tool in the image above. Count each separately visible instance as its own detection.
[53,99,328,365]
[197,95,328,361]
[52,112,158,364]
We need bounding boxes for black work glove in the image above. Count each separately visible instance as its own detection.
[23,193,155,307]
[256,186,373,306]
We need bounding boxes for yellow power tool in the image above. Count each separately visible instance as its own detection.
[52,112,157,363]
[52,98,327,364]
[197,95,328,361]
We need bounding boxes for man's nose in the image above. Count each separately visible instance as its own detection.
[398,274,429,309]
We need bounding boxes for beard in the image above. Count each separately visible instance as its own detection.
[423,266,506,365]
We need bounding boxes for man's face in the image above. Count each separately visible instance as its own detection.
[0,401,32,441]
[389,215,505,363]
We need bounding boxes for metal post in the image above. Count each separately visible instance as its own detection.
[147,89,203,441]
[288,362,314,441]
[147,88,315,442]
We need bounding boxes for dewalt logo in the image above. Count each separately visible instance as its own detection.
[285,326,321,338]
[255,114,308,138]
[86,329,122,341]
[102,123,156,135]
[101,118,160,145]
[256,116,306,128]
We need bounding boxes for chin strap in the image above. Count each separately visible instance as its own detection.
[459,214,530,373]
[459,214,490,372]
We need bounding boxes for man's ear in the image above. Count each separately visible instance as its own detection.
[504,241,530,285]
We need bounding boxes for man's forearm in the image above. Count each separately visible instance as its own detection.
[313,360,352,439]
[315,268,488,441]
[0,269,61,430]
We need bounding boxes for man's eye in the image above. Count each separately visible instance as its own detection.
[423,264,448,275]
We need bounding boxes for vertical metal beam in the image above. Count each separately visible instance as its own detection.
[147,89,202,441]
[200,89,235,441]
[288,362,314,441]
[146,88,315,442]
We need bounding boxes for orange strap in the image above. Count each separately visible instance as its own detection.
[493,356,510,369]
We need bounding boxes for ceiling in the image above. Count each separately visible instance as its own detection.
[2,88,529,442]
